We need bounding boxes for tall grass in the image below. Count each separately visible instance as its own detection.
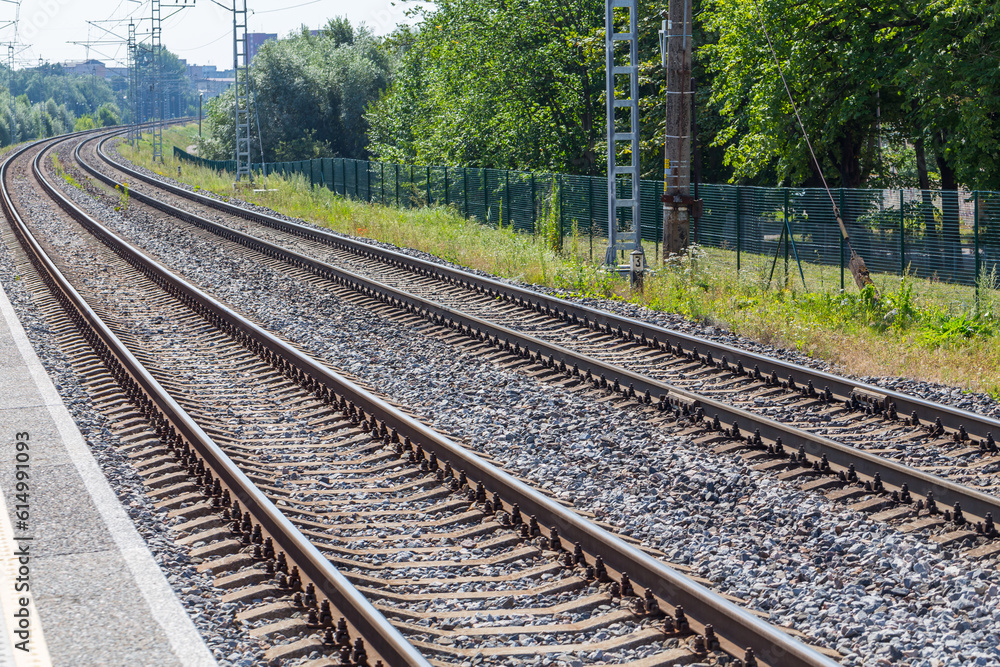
[120,125,1000,398]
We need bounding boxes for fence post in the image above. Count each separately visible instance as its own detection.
[427,165,431,206]
[588,176,594,261]
[839,188,845,290]
[735,186,741,273]
[505,171,510,228]
[410,165,414,207]
[444,167,449,207]
[485,169,491,225]
[899,189,905,276]
[464,168,469,219]
[381,163,385,204]
[395,164,400,207]
[531,173,537,234]
[558,174,564,250]
[975,191,981,309]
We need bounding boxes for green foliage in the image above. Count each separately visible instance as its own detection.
[0,60,130,147]
[365,0,607,174]
[95,103,121,127]
[74,115,96,132]
[700,0,1000,191]
[200,18,391,162]
[17,63,117,118]
[700,0,912,187]
[114,182,129,213]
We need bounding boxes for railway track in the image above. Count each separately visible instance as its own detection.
[73,131,1000,553]
[85,135,1000,446]
[0,135,849,665]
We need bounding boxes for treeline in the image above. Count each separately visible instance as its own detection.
[701,0,1000,192]
[199,18,391,163]
[201,4,1000,192]
[0,62,125,146]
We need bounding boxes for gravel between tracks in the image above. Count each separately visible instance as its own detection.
[0,150,266,667]
[62,144,1000,666]
[108,142,1000,424]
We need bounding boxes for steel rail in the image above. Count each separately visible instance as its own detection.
[77,134,1000,527]
[90,132,1000,446]
[48,136,845,667]
[5,135,432,667]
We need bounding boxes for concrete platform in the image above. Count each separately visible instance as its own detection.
[0,283,217,667]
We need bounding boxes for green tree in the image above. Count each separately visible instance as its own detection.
[199,19,392,162]
[16,62,117,118]
[700,0,921,188]
[901,0,1000,192]
[74,114,96,131]
[95,102,121,127]
[366,0,607,174]
[700,0,1000,193]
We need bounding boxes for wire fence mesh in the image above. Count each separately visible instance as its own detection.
[176,147,1000,307]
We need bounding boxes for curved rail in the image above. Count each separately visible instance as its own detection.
[43,133,848,666]
[92,132,1000,446]
[76,131,1000,528]
[5,134,432,667]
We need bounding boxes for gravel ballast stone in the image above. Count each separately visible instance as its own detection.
[53,145,1000,666]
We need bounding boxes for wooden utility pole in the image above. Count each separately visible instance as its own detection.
[661,0,696,259]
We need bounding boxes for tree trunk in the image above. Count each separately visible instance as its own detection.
[839,132,863,188]
[915,137,930,190]
[935,134,960,280]
[914,137,935,256]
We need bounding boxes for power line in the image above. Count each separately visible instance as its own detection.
[256,0,324,14]
[173,29,229,52]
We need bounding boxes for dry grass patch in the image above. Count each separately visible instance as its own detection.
[120,125,1000,398]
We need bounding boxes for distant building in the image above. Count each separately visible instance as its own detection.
[248,33,277,62]
[62,59,106,79]
[201,78,234,97]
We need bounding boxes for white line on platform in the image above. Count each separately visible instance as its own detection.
[0,475,50,667]
[0,283,217,667]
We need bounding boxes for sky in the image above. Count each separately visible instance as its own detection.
[4,0,414,70]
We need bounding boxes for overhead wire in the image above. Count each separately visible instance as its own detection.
[173,30,230,52]
[256,0,324,14]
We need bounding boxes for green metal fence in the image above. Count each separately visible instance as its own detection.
[175,147,1000,301]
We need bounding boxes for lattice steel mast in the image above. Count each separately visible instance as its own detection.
[150,0,163,160]
[233,0,252,182]
[604,0,643,266]
[6,45,13,145]
[150,0,195,162]
[128,21,138,145]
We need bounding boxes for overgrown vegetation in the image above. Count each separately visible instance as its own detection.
[701,0,1000,194]
[0,61,132,147]
[114,182,130,213]
[198,18,391,162]
[124,125,1000,397]
[51,154,84,190]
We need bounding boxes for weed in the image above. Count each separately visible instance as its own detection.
[51,154,84,190]
[119,123,1000,395]
[114,183,130,213]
